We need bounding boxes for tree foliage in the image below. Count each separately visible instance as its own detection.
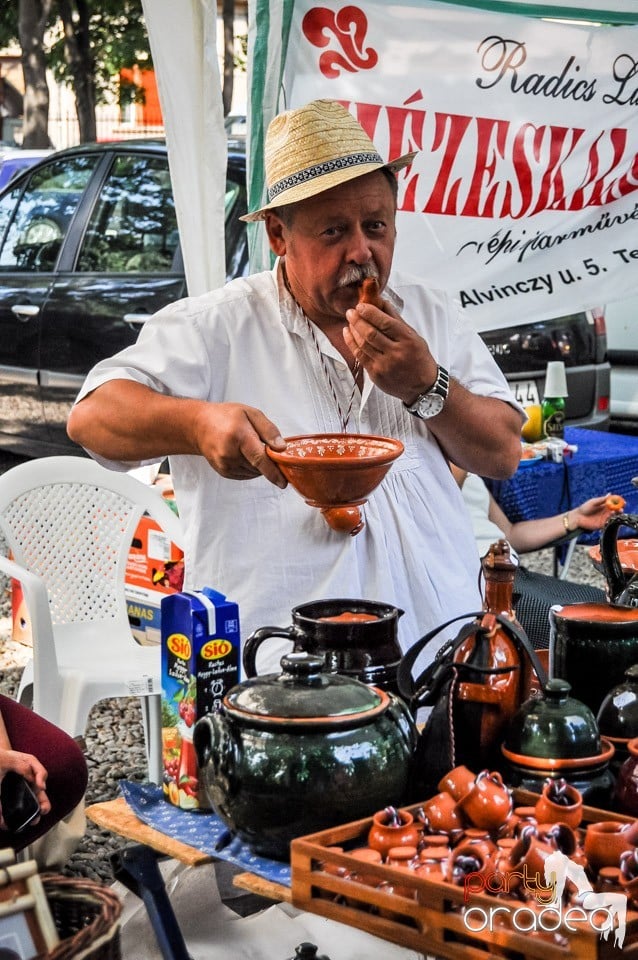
[46,0,152,104]
[0,0,152,100]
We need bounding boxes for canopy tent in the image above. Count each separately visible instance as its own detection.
[142,0,638,313]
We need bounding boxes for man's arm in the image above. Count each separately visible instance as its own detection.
[67,380,287,487]
[422,381,522,479]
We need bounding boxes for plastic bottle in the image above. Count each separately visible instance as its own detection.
[542,361,568,440]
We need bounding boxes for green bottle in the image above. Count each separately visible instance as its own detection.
[542,395,566,439]
[542,361,567,439]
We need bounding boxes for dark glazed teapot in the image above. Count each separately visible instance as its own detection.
[193,652,417,860]
[242,598,404,694]
[601,512,638,607]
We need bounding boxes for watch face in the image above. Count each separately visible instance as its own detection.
[417,393,445,418]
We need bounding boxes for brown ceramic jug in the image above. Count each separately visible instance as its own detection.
[242,598,404,694]
[550,512,638,714]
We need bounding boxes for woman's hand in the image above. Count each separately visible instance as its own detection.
[0,750,50,830]
[571,495,623,532]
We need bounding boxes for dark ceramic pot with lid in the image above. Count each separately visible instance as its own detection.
[193,652,417,860]
[501,678,615,806]
[597,664,638,775]
[242,598,404,695]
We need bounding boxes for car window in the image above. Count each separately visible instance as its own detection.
[0,155,98,272]
[77,154,179,273]
[224,177,248,280]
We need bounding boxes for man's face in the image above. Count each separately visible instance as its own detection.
[266,170,397,327]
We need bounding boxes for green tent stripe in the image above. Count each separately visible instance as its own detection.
[431,0,638,24]
[248,0,271,226]
[247,0,295,269]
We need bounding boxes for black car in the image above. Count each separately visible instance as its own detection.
[0,140,608,457]
[0,140,248,456]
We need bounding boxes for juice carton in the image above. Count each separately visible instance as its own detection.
[126,514,184,646]
[160,588,240,809]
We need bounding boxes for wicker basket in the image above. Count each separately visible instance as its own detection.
[38,875,122,960]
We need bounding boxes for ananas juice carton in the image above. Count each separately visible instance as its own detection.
[160,587,240,809]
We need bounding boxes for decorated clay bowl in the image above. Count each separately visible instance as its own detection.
[267,433,404,535]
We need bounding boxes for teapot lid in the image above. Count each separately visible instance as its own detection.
[504,678,601,760]
[224,652,389,726]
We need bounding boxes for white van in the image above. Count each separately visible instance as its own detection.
[606,297,638,428]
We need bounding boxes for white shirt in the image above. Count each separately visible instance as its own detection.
[77,264,521,673]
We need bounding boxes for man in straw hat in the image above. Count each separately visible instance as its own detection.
[69,99,523,672]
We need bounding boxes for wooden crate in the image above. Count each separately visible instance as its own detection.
[291,791,638,959]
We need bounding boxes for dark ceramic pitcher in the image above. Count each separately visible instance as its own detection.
[242,598,404,694]
[601,512,638,606]
[550,513,638,714]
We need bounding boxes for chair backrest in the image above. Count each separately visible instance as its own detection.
[0,456,183,627]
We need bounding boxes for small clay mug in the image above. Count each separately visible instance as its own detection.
[508,832,555,895]
[536,821,578,858]
[458,769,513,830]
[348,847,383,887]
[420,791,465,834]
[446,841,494,887]
[534,778,583,830]
[620,848,638,907]
[438,765,476,801]
[414,845,449,880]
[368,808,421,859]
[584,821,634,874]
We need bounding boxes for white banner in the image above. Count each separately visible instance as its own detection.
[281,1,638,328]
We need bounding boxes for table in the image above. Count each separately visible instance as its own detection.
[86,797,291,960]
[485,426,638,547]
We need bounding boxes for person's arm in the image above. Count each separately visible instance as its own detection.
[0,712,50,827]
[344,300,522,479]
[488,494,619,554]
[67,379,288,488]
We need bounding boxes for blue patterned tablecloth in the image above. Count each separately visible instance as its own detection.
[119,780,291,887]
[485,426,638,545]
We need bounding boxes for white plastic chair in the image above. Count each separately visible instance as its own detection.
[0,456,184,785]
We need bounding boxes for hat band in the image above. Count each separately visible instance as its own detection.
[267,151,384,202]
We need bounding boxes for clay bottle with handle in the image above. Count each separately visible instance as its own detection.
[453,539,537,765]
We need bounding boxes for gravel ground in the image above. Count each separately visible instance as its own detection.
[0,445,612,882]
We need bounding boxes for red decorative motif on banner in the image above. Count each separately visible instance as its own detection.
[302,6,378,79]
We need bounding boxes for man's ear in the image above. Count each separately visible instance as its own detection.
[264,213,286,256]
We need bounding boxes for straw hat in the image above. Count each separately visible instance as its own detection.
[241,99,417,222]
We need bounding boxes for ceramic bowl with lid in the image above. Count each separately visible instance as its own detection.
[193,652,418,860]
[504,678,601,760]
[501,679,615,805]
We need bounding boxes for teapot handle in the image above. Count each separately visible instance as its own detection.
[242,625,298,677]
[600,512,638,603]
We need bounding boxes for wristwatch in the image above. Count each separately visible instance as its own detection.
[404,365,450,419]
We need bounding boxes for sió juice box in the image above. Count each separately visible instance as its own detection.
[160,587,240,810]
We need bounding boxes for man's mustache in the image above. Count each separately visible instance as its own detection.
[337,264,379,288]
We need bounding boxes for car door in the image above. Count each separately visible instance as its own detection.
[39,150,187,450]
[0,153,99,451]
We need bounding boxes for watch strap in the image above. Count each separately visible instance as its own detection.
[404,364,450,415]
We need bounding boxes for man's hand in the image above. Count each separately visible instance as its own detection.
[344,299,438,403]
[192,402,288,487]
[69,382,289,488]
